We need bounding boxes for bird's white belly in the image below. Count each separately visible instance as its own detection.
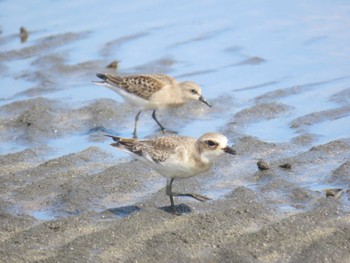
[150,161,210,179]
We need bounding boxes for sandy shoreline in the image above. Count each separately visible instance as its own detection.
[1,99,350,262]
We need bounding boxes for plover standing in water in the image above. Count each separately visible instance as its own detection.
[107,132,235,213]
[94,73,211,138]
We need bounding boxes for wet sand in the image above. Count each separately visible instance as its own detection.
[1,1,350,262]
[1,88,350,262]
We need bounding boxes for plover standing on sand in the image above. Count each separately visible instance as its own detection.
[94,73,211,138]
[107,132,235,212]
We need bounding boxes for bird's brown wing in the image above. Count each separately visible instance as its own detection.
[109,135,187,163]
[99,74,167,100]
[146,74,177,85]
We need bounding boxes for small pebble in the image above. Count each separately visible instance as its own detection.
[324,188,343,198]
[279,163,292,169]
[257,159,269,170]
[106,60,119,69]
[20,26,29,43]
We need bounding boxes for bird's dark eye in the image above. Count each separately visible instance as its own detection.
[191,89,197,94]
[206,140,217,147]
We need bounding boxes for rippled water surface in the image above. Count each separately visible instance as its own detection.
[1,1,350,152]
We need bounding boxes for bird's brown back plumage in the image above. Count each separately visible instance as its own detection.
[97,73,169,100]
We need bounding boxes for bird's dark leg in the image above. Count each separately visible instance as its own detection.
[165,178,211,213]
[172,192,211,202]
[166,178,175,212]
[152,110,166,133]
[133,110,142,138]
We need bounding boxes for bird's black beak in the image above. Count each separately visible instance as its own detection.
[199,96,212,107]
[223,146,236,155]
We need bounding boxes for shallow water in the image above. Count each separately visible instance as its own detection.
[310,115,350,145]
[1,0,350,219]
[1,1,349,144]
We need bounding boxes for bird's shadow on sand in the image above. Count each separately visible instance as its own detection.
[107,205,142,218]
[159,203,192,214]
[103,203,192,218]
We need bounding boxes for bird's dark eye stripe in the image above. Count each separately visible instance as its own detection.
[191,89,197,94]
[206,140,217,146]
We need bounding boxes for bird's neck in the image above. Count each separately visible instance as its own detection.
[194,147,212,169]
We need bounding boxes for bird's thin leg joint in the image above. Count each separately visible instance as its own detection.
[133,110,142,138]
[166,178,211,213]
[152,110,166,133]
[172,192,211,202]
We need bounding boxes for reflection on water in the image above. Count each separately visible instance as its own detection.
[244,117,296,143]
[30,210,60,221]
[309,115,350,145]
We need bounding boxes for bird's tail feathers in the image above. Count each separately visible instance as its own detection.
[96,73,108,80]
[95,73,123,86]
[105,135,136,152]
